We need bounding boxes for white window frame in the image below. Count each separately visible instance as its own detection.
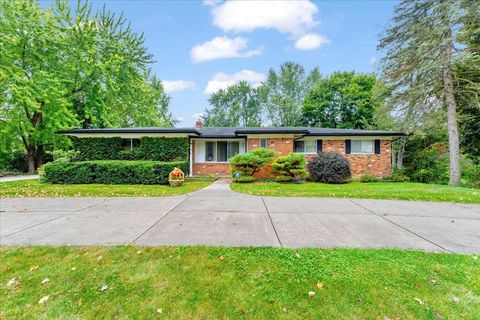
[205,140,240,163]
[122,138,140,151]
[351,140,374,154]
[294,140,317,154]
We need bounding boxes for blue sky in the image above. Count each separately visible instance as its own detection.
[78,1,397,127]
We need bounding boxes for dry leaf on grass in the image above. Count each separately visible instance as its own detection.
[308,291,316,297]
[414,298,424,305]
[41,278,50,284]
[316,282,324,289]
[38,296,49,304]
[7,277,19,287]
[99,284,109,292]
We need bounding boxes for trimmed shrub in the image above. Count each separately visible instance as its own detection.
[138,137,189,162]
[230,148,275,182]
[359,174,379,183]
[72,137,123,161]
[382,168,410,182]
[271,153,308,182]
[307,152,351,184]
[71,137,189,162]
[41,160,189,185]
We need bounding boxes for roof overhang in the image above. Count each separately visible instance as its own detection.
[57,128,200,138]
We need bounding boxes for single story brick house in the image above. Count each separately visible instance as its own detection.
[59,122,405,178]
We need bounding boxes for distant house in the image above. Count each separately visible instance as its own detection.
[58,121,405,178]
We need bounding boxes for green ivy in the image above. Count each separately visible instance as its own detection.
[41,160,189,185]
[71,137,189,162]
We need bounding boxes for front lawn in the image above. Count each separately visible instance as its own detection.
[1,246,478,319]
[231,181,480,204]
[0,179,212,198]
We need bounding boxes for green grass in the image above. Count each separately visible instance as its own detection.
[0,246,478,319]
[231,181,480,204]
[0,179,212,198]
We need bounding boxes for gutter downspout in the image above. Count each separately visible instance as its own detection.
[188,137,193,177]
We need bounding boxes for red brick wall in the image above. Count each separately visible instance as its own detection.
[191,138,392,178]
[321,139,392,177]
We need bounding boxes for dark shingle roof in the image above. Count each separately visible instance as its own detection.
[58,127,405,137]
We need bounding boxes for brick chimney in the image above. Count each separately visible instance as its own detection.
[195,120,203,128]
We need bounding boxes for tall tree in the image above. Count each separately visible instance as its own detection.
[203,81,262,127]
[0,0,174,172]
[259,62,320,126]
[379,0,468,185]
[302,72,380,129]
[455,0,480,160]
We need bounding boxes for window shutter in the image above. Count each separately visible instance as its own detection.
[316,140,323,154]
[345,140,351,154]
[374,139,381,154]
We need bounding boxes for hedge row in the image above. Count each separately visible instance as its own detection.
[72,137,189,162]
[41,160,189,185]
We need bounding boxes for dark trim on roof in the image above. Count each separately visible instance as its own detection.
[305,132,406,137]
[236,128,309,134]
[57,127,406,137]
[57,128,201,135]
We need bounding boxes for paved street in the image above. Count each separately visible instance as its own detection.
[1,180,479,253]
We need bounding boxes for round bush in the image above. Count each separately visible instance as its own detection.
[307,152,351,184]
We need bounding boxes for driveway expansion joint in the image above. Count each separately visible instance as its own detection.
[132,195,189,244]
[348,198,451,253]
[261,196,283,248]
[0,198,110,239]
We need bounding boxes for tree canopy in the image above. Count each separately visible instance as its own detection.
[258,62,320,126]
[0,0,174,172]
[302,72,380,129]
[203,81,262,127]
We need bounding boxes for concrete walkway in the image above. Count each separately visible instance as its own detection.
[1,179,480,253]
[0,174,39,183]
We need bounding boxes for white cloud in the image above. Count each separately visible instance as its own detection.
[294,33,330,50]
[369,57,377,64]
[202,0,219,6]
[162,80,196,93]
[204,70,265,94]
[176,116,185,122]
[190,36,261,63]
[211,1,318,36]
[191,112,205,119]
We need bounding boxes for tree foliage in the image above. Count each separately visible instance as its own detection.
[0,0,174,172]
[302,72,380,129]
[203,81,261,127]
[378,0,476,185]
[259,62,320,126]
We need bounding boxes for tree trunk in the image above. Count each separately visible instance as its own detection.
[35,144,44,169]
[27,144,36,173]
[442,5,461,186]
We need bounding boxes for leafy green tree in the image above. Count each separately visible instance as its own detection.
[259,62,320,126]
[204,81,261,127]
[0,0,174,172]
[302,72,380,129]
[378,0,473,186]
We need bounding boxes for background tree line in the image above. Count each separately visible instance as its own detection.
[204,62,381,130]
[0,0,175,172]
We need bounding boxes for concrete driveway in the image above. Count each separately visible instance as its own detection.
[1,180,479,253]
